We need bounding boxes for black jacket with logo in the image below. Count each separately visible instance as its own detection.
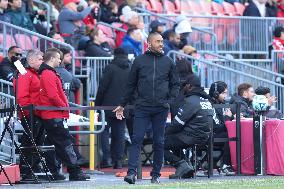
[166,87,212,144]
[120,50,179,108]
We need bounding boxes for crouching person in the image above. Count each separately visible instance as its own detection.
[164,75,211,179]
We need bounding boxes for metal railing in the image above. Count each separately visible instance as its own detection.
[135,7,218,52]
[0,79,14,109]
[161,14,283,57]
[74,57,114,104]
[271,50,284,75]
[168,50,284,112]
[33,0,51,34]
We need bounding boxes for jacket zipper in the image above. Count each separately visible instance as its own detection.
[153,56,156,103]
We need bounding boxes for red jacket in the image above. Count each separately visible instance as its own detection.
[13,68,41,117]
[115,23,129,48]
[38,64,69,119]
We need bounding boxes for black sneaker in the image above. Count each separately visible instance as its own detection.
[151,176,160,184]
[218,165,235,176]
[68,167,90,181]
[124,174,135,184]
[52,173,66,181]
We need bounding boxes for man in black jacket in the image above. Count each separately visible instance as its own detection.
[230,83,255,118]
[209,81,235,176]
[96,48,130,169]
[164,75,211,179]
[113,32,179,184]
[0,46,22,82]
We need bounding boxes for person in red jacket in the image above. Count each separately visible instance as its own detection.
[38,48,89,181]
[13,49,48,180]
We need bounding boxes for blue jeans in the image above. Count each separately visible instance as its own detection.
[127,105,168,177]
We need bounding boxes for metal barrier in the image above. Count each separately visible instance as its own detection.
[74,57,113,104]
[161,14,283,57]
[168,50,284,112]
[0,79,14,109]
[135,7,218,52]
[271,50,284,75]
[33,0,51,34]
[0,21,75,67]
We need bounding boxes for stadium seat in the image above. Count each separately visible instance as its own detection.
[187,1,202,15]
[14,34,34,50]
[0,34,16,49]
[164,0,178,14]
[199,0,212,15]
[222,2,237,16]
[148,0,163,13]
[174,0,181,13]
[211,1,224,15]
[97,24,114,38]
[234,2,245,16]
[180,0,191,14]
[31,36,39,48]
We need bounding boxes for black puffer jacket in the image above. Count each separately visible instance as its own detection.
[0,57,17,82]
[95,55,130,117]
[120,50,179,108]
[166,87,212,144]
[229,93,254,118]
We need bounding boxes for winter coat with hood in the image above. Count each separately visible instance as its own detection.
[38,63,69,119]
[165,87,212,144]
[229,93,254,118]
[95,54,130,117]
[120,50,179,108]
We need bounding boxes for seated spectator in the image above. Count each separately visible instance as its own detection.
[58,0,96,48]
[230,83,255,118]
[0,46,22,82]
[115,6,139,47]
[6,0,35,31]
[149,20,166,34]
[55,47,81,103]
[85,27,113,57]
[272,26,284,51]
[164,74,211,179]
[266,0,278,17]
[243,0,275,17]
[163,15,192,49]
[209,81,235,176]
[100,0,119,24]
[255,86,281,118]
[120,28,142,57]
[0,0,10,22]
[163,30,180,55]
[118,0,138,16]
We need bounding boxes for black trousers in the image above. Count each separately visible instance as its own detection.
[42,118,78,169]
[101,117,126,163]
[19,116,45,174]
[214,131,232,166]
[164,133,193,164]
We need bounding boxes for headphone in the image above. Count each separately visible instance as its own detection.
[213,82,220,99]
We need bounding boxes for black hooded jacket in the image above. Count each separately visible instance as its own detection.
[166,87,212,144]
[95,55,130,117]
[0,57,17,82]
[120,50,179,108]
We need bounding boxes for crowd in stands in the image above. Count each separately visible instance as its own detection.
[1,0,284,183]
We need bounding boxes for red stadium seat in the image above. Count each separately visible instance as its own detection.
[222,2,237,16]
[149,0,163,13]
[180,0,191,14]
[0,34,16,49]
[97,24,113,38]
[199,0,212,15]
[14,34,33,50]
[188,1,202,15]
[174,0,181,13]
[164,0,178,14]
[211,1,224,15]
[234,2,245,16]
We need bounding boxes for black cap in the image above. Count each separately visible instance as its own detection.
[149,20,166,30]
[274,26,284,38]
[185,74,201,87]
